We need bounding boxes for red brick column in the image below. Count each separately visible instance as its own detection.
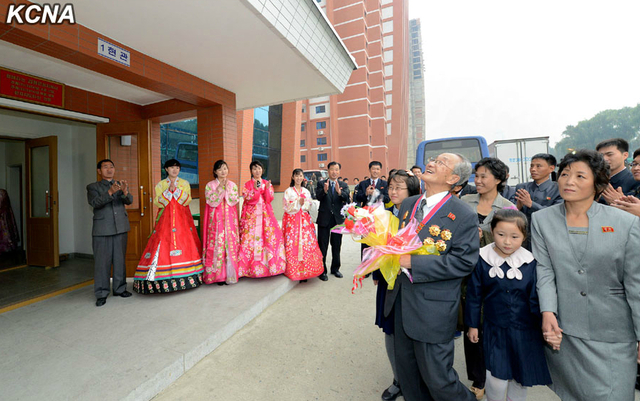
[276,102,302,192]
[236,109,255,187]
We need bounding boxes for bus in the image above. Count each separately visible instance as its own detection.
[415,136,490,182]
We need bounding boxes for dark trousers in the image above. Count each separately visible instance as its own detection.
[393,294,475,401]
[92,232,128,299]
[463,324,486,388]
[317,225,342,273]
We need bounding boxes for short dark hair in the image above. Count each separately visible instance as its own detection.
[596,138,629,153]
[343,178,349,182]
[338,176,343,181]
[290,168,304,187]
[163,159,181,169]
[212,159,227,179]
[531,153,557,167]
[97,159,114,169]
[490,209,528,239]
[411,165,422,172]
[369,161,382,170]
[475,157,509,193]
[389,170,420,197]
[354,178,360,183]
[387,169,398,180]
[249,160,264,173]
[558,149,609,199]
[328,161,341,170]
[633,148,640,159]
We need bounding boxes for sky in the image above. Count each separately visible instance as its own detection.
[409,0,640,146]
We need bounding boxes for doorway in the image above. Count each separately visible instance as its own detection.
[0,139,26,270]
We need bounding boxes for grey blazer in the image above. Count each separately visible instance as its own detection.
[461,193,514,247]
[87,179,133,237]
[384,194,480,344]
[532,202,640,342]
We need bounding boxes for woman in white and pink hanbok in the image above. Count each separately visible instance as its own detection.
[282,169,323,281]
[237,160,286,278]
[202,160,240,285]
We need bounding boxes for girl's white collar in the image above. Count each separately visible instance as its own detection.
[480,243,533,280]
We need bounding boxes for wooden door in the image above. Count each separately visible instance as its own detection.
[25,136,59,267]
[97,121,153,277]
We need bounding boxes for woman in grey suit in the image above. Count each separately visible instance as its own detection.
[532,150,640,401]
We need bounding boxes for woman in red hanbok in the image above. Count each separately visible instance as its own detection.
[133,159,203,294]
[282,169,323,281]
[238,160,286,278]
[202,160,240,285]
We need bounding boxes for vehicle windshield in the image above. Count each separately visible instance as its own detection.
[423,138,483,164]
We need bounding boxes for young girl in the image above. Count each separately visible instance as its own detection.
[133,159,204,294]
[202,160,240,285]
[282,169,323,281]
[464,209,551,401]
[238,160,286,278]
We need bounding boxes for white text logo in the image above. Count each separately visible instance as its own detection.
[5,3,76,25]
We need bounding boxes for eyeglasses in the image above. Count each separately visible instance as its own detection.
[632,162,640,168]
[426,157,454,172]
[388,186,408,192]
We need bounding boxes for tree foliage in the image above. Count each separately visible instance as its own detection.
[553,104,640,158]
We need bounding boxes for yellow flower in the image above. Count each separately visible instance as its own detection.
[429,225,441,237]
[435,240,447,252]
[423,237,435,246]
[440,229,452,241]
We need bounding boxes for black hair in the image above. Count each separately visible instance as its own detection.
[249,160,264,174]
[387,169,398,180]
[557,149,609,200]
[97,159,114,169]
[212,159,227,179]
[452,181,468,196]
[290,168,304,187]
[354,178,360,183]
[163,159,181,169]
[411,165,422,172]
[531,153,557,166]
[389,170,420,197]
[633,148,640,159]
[369,161,382,170]
[596,138,629,153]
[328,161,341,170]
[475,157,509,193]
[490,209,528,239]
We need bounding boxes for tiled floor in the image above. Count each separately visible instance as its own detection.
[0,257,94,309]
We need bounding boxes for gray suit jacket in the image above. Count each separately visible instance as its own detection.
[87,180,133,237]
[532,202,640,342]
[384,194,480,343]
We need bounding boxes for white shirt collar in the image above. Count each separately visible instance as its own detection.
[421,191,449,208]
[479,243,534,280]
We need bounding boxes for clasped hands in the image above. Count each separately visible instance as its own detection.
[542,312,563,351]
[108,180,129,196]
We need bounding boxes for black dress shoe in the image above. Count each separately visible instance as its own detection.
[381,382,401,401]
[318,274,328,281]
[332,271,343,278]
[299,279,307,283]
[96,298,107,307]
[114,290,132,298]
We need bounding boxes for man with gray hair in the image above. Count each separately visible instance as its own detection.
[384,152,479,401]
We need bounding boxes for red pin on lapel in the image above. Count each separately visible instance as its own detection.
[447,212,456,221]
[601,226,614,233]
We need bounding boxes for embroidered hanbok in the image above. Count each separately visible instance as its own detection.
[133,178,204,294]
[202,179,240,284]
[282,186,323,280]
[238,179,286,278]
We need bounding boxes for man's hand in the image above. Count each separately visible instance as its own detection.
[611,195,640,217]
[601,184,624,204]
[514,188,532,208]
[336,183,342,196]
[121,180,129,196]
[108,181,121,196]
[324,181,329,193]
[467,328,479,343]
[366,185,375,196]
[542,311,563,350]
[399,254,411,269]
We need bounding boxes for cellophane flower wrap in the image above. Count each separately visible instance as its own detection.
[332,203,452,292]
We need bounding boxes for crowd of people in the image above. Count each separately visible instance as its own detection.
[86,137,640,401]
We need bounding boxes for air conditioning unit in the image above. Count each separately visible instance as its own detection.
[318,130,324,135]
[319,163,325,168]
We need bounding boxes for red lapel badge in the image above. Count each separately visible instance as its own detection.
[447,212,456,221]
[601,226,614,233]
[546,197,551,200]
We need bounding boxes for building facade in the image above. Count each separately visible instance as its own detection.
[407,18,426,168]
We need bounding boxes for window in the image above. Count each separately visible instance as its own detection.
[385,79,393,91]
[383,35,393,48]
[160,118,198,186]
[316,105,326,113]
[318,153,327,161]
[386,109,392,120]
[386,94,393,105]
[316,121,326,129]
[301,155,306,163]
[301,104,306,113]
[382,21,393,34]
[384,50,393,62]
[301,123,306,132]
[300,139,306,147]
[384,65,393,76]
[381,6,393,19]
[317,137,327,145]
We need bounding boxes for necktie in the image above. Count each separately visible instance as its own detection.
[414,199,427,222]
[330,181,335,194]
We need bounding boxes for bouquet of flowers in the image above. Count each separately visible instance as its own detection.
[333,202,453,292]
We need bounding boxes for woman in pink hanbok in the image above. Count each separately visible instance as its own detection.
[238,160,286,278]
[282,169,323,281]
[202,160,240,285]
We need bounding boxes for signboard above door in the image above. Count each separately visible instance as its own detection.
[0,67,65,108]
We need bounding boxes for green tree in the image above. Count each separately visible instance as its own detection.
[553,104,640,158]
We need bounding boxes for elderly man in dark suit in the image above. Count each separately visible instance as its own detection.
[316,161,350,281]
[385,153,478,401]
[87,159,133,307]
